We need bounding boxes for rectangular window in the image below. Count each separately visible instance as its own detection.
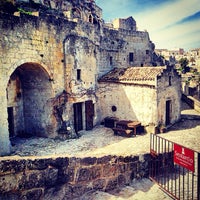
[77,69,81,80]
[146,50,150,55]
[129,52,134,62]
[110,56,113,65]
[169,76,172,86]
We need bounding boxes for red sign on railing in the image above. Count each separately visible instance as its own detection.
[174,143,195,172]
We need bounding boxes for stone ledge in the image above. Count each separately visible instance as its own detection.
[0,154,150,199]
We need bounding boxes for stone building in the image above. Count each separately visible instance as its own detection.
[98,66,182,132]
[0,0,179,155]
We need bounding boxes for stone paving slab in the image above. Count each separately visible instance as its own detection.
[77,178,172,200]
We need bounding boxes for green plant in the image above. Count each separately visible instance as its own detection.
[178,57,190,74]
[17,7,32,15]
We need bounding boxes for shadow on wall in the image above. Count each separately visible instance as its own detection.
[97,83,155,134]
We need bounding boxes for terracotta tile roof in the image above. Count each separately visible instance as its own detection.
[98,66,166,86]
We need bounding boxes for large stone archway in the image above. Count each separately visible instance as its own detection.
[6,62,55,138]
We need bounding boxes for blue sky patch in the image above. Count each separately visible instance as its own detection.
[96,0,200,50]
[177,11,200,24]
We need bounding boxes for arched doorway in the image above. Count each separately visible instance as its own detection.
[6,62,53,138]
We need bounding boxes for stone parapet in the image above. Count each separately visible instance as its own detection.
[0,154,150,199]
[182,94,200,113]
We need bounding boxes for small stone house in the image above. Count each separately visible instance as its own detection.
[98,66,182,132]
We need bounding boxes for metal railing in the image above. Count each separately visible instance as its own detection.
[150,134,200,200]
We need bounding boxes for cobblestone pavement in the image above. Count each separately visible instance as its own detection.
[9,102,200,199]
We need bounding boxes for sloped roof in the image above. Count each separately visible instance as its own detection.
[98,67,166,86]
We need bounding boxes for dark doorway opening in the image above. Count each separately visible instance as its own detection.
[129,52,134,62]
[73,102,83,133]
[165,100,171,126]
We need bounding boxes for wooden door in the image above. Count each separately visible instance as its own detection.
[85,100,94,130]
[165,100,171,126]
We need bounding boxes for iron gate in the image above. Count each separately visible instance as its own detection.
[150,134,200,200]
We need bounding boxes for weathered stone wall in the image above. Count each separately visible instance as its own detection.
[0,154,150,199]
[0,12,76,155]
[13,0,102,26]
[65,34,97,97]
[113,17,136,31]
[98,28,154,77]
[121,31,153,67]
[0,12,100,155]
[157,67,182,126]
[0,12,71,87]
[97,83,157,126]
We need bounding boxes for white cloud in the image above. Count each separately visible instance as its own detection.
[136,0,200,31]
[96,0,200,50]
[151,20,200,49]
[134,0,200,49]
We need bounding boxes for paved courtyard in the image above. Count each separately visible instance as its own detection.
[10,102,200,157]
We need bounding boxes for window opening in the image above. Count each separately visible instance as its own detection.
[110,56,113,66]
[89,15,92,23]
[77,69,81,80]
[129,52,134,62]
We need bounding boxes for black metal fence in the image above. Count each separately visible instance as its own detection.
[150,134,200,200]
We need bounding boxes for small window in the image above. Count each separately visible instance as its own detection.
[77,69,81,80]
[146,50,150,55]
[110,56,113,66]
[89,15,93,23]
[169,76,172,86]
[129,52,134,62]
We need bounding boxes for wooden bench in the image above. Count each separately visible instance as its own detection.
[112,127,133,137]
[112,120,141,137]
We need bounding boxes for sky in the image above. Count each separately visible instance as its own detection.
[95,0,200,50]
